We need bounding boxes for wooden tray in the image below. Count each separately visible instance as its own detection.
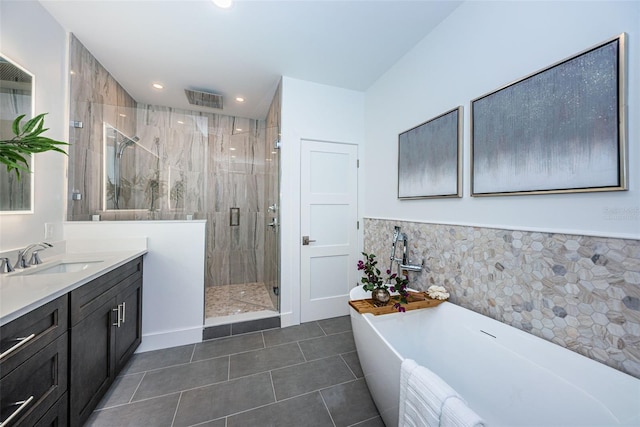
[349,291,446,315]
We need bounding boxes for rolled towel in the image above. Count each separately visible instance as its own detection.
[441,395,486,427]
[399,359,460,427]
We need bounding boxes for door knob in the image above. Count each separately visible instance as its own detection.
[302,236,316,245]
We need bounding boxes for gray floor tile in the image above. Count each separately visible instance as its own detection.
[86,393,180,427]
[263,322,325,347]
[321,379,380,427]
[89,321,379,426]
[133,356,229,401]
[227,392,334,427]
[317,315,352,335]
[95,372,144,409]
[173,372,275,426]
[190,418,226,427]
[193,332,264,361]
[350,416,386,427]
[298,331,356,360]
[271,356,355,400]
[229,342,305,378]
[341,351,364,378]
[121,344,194,375]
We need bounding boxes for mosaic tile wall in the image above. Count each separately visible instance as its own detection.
[364,218,640,379]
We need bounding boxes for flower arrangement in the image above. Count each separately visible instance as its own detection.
[357,252,410,312]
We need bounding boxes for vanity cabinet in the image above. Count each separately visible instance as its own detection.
[69,257,143,427]
[0,296,68,427]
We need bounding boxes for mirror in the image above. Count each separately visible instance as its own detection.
[0,54,34,213]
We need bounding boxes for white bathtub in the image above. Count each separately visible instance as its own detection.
[349,287,640,427]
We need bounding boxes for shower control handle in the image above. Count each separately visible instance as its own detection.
[302,236,316,246]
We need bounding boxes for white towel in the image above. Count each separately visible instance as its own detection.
[441,395,486,427]
[398,359,460,427]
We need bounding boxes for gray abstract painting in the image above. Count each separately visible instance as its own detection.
[398,107,461,199]
[472,36,624,195]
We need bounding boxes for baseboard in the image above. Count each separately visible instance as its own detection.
[137,326,203,353]
[279,311,296,328]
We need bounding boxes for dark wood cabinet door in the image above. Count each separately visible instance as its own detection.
[69,297,116,427]
[115,277,142,373]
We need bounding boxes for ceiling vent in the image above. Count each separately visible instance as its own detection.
[184,88,223,110]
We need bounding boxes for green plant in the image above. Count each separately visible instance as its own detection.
[0,114,68,178]
[357,252,410,311]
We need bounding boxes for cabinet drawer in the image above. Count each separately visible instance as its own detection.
[0,296,68,377]
[70,257,142,326]
[0,332,68,427]
[33,393,67,427]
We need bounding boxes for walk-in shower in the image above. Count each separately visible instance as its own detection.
[101,109,281,328]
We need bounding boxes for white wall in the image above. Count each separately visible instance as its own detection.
[280,76,365,326]
[365,1,640,239]
[63,221,206,352]
[0,1,68,250]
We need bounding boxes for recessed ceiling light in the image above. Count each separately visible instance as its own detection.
[235,97,245,103]
[152,83,164,89]
[177,120,184,124]
[230,147,236,151]
[236,128,243,132]
[212,0,233,9]
[119,113,127,118]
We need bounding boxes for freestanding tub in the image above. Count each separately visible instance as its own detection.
[349,287,640,427]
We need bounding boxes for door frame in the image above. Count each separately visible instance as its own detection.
[299,139,359,322]
[279,134,362,327]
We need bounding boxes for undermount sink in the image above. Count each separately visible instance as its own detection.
[15,260,103,276]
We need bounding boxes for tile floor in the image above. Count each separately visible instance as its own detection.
[205,283,276,318]
[87,316,384,427]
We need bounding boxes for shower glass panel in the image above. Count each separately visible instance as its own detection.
[204,122,280,322]
[101,106,207,215]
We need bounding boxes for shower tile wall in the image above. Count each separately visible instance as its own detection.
[68,34,136,221]
[364,218,640,379]
[206,114,266,287]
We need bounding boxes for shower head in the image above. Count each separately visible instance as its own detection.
[116,136,139,158]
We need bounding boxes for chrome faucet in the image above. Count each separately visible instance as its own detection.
[0,257,14,273]
[14,242,53,269]
[389,226,423,273]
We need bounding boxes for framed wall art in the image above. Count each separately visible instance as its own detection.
[471,33,627,196]
[398,106,462,199]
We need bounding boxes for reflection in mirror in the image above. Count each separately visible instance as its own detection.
[0,54,34,212]
[103,123,161,211]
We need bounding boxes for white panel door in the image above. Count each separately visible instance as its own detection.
[300,139,358,322]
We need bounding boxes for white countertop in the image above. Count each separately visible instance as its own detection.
[0,247,147,326]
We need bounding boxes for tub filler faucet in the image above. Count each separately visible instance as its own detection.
[389,226,423,273]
